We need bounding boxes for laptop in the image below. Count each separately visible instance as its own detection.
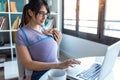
[66,40,120,80]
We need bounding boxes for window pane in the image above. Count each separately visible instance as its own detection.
[104,0,120,38]
[64,0,76,30]
[79,0,99,34]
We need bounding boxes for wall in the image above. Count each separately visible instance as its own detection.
[60,34,108,58]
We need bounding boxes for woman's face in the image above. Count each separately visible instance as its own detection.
[36,5,48,26]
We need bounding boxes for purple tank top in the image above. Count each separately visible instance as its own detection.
[16,25,58,62]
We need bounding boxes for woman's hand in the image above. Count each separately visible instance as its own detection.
[42,28,62,45]
[52,28,62,45]
[57,59,81,69]
[42,29,53,37]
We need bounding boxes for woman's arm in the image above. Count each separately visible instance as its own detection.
[17,45,58,71]
[16,45,81,71]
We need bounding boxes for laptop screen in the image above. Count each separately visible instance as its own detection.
[98,41,120,80]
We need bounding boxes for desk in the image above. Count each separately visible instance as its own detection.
[39,57,120,80]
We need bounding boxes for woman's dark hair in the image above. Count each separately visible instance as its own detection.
[19,0,50,28]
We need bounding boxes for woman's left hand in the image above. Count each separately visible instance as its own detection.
[52,28,62,45]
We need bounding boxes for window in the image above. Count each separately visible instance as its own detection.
[79,0,99,34]
[62,0,120,45]
[104,0,120,38]
[64,0,76,30]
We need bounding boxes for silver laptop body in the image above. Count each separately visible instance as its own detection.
[66,41,120,80]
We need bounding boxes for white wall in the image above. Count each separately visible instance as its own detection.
[60,34,108,58]
[58,0,62,31]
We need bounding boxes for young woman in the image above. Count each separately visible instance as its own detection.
[16,0,81,80]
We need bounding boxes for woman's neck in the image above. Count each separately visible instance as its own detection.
[27,22,42,33]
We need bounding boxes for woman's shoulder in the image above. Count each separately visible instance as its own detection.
[16,25,28,36]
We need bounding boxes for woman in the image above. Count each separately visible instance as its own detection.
[16,0,81,80]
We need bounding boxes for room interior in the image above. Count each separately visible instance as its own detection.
[0,0,120,80]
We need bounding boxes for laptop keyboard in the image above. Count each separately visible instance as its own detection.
[76,63,102,80]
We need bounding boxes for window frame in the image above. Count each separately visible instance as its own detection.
[62,0,120,45]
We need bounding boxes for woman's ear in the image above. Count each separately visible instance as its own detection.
[28,9,33,17]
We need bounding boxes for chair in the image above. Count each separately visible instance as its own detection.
[16,47,32,80]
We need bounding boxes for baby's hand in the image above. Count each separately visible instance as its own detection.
[43,29,53,37]
[52,28,62,45]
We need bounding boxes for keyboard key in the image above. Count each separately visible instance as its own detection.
[76,63,101,80]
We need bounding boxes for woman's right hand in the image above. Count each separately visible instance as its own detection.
[57,59,81,69]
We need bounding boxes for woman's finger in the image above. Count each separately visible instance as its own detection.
[67,59,81,65]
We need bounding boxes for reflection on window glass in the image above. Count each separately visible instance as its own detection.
[104,0,120,38]
[79,0,99,34]
[64,0,76,30]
